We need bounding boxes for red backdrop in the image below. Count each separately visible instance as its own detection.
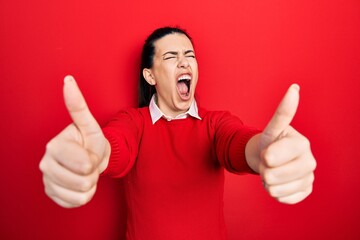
[1,0,359,239]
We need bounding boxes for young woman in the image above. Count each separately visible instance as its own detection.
[40,27,316,239]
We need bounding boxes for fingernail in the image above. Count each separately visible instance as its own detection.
[64,75,74,83]
[292,83,300,92]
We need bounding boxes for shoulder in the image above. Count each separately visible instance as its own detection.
[199,107,242,123]
[104,107,150,128]
[111,107,148,119]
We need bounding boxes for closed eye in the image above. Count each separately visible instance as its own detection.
[163,51,178,60]
[164,56,176,60]
[184,50,195,58]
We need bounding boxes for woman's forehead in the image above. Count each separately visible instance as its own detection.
[154,33,194,54]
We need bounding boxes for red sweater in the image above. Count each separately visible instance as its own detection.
[102,107,260,240]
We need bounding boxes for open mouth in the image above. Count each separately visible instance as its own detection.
[177,74,191,98]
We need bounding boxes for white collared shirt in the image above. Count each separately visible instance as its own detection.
[149,94,202,124]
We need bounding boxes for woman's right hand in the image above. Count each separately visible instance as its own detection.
[39,75,110,208]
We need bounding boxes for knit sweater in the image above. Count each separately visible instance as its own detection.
[102,106,260,240]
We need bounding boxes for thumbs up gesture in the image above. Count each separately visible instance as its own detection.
[247,84,316,204]
[39,76,110,208]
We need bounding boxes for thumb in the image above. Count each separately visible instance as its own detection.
[63,75,102,146]
[260,84,300,149]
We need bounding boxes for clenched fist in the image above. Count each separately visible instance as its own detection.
[39,76,110,208]
[246,84,317,204]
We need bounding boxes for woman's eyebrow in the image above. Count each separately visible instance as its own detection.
[162,51,178,56]
[162,50,195,56]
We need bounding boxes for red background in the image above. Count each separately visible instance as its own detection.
[1,0,359,239]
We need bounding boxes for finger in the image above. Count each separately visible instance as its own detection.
[261,84,300,148]
[260,153,316,185]
[44,127,98,175]
[277,186,313,204]
[51,196,78,208]
[266,173,315,199]
[41,154,99,192]
[43,177,97,208]
[261,127,311,167]
[63,75,102,142]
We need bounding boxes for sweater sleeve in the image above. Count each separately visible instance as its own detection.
[212,111,261,175]
[101,108,143,178]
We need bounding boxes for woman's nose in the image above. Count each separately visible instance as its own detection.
[178,56,190,68]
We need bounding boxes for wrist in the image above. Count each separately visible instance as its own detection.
[245,133,262,173]
[98,138,111,174]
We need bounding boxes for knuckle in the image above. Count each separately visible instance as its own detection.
[58,201,73,209]
[277,194,300,205]
[43,181,59,201]
[264,168,281,185]
[79,162,93,175]
[79,177,95,192]
[79,181,91,192]
[45,140,56,152]
[80,153,103,175]
[262,170,274,185]
[301,136,311,149]
[39,159,47,172]
[74,157,94,175]
[308,173,315,185]
[310,157,317,171]
[303,156,317,174]
[305,185,313,195]
[267,186,279,198]
[278,197,297,205]
[79,153,100,175]
[74,189,95,206]
[74,194,89,206]
[44,183,54,198]
[278,189,312,205]
[261,150,275,167]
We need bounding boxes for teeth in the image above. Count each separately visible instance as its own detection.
[178,75,191,81]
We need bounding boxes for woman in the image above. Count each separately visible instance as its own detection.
[40,27,316,239]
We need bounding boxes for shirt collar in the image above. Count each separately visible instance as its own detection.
[149,94,202,124]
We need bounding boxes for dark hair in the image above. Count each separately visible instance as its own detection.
[138,26,193,107]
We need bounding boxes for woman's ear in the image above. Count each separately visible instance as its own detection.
[143,68,156,85]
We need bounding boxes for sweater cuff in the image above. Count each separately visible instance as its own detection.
[228,128,261,175]
[101,128,134,178]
